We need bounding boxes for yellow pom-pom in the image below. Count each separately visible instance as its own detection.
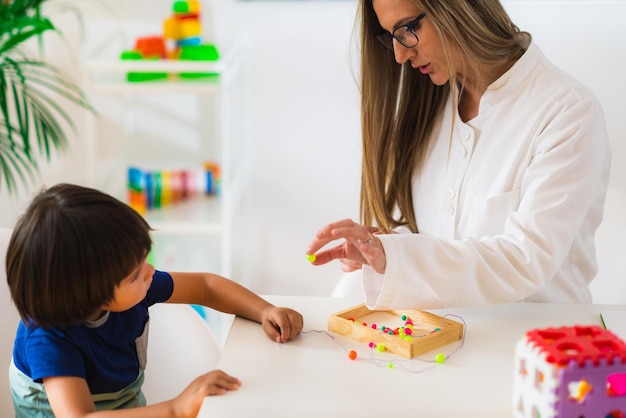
[306,254,316,263]
[435,353,446,364]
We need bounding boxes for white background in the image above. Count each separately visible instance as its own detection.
[1,0,624,297]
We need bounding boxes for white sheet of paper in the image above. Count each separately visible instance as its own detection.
[600,310,626,341]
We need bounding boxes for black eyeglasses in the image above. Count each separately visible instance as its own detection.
[375,13,426,52]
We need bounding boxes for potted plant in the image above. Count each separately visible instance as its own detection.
[0,0,92,195]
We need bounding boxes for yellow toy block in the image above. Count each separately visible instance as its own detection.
[163,17,181,40]
[186,0,201,15]
[179,19,201,39]
[164,17,201,41]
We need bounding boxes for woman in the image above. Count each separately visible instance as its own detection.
[306,0,611,309]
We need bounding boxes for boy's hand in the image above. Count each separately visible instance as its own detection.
[172,370,241,417]
[260,306,303,343]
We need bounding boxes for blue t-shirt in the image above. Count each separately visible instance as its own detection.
[12,270,174,396]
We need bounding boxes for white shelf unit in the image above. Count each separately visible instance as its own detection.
[83,37,250,279]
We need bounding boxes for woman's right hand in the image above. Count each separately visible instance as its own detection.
[306,218,386,274]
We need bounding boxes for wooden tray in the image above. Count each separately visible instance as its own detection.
[328,304,464,359]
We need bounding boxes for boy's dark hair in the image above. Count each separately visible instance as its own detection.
[6,183,152,329]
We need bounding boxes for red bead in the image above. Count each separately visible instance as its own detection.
[348,350,357,360]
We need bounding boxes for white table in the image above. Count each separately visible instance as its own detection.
[199,296,626,417]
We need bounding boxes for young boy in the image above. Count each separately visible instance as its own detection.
[7,183,303,417]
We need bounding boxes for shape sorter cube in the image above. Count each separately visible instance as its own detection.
[327,304,464,359]
[513,325,626,418]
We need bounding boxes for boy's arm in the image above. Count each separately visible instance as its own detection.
[166,272,270,322]
[165,272,303,342]
[44,371,239,418]
[45,376,99,417]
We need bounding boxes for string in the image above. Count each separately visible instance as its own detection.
[301,313,467,374]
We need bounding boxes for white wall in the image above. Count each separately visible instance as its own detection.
[1,0,624,297]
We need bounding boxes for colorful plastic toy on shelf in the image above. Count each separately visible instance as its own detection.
[163,0,202,47]
[513,325,626,418]
[126,163,220,214]
[120,0,219,82]
[164,0,219,79]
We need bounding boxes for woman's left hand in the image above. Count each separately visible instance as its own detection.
[306,218,386,274]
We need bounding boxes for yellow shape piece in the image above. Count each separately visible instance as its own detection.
[568,379,593,403]
[306,254,316,263]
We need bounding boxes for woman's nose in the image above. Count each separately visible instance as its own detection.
[393,43,414,65]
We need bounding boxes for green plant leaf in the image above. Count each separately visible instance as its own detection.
[0,122,37,194]
[0,0,95,195]
[0,17,55,56]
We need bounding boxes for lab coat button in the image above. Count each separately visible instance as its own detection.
[443,204,454,216]
[447,188,455,199]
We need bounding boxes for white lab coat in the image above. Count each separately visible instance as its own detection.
[363,38,611,309]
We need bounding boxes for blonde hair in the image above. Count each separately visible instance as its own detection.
[357,0,525,233]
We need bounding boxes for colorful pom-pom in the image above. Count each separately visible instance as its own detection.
[435,353,446,364]
[348,350,357,360]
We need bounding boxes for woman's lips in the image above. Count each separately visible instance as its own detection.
[418,63,431,74]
